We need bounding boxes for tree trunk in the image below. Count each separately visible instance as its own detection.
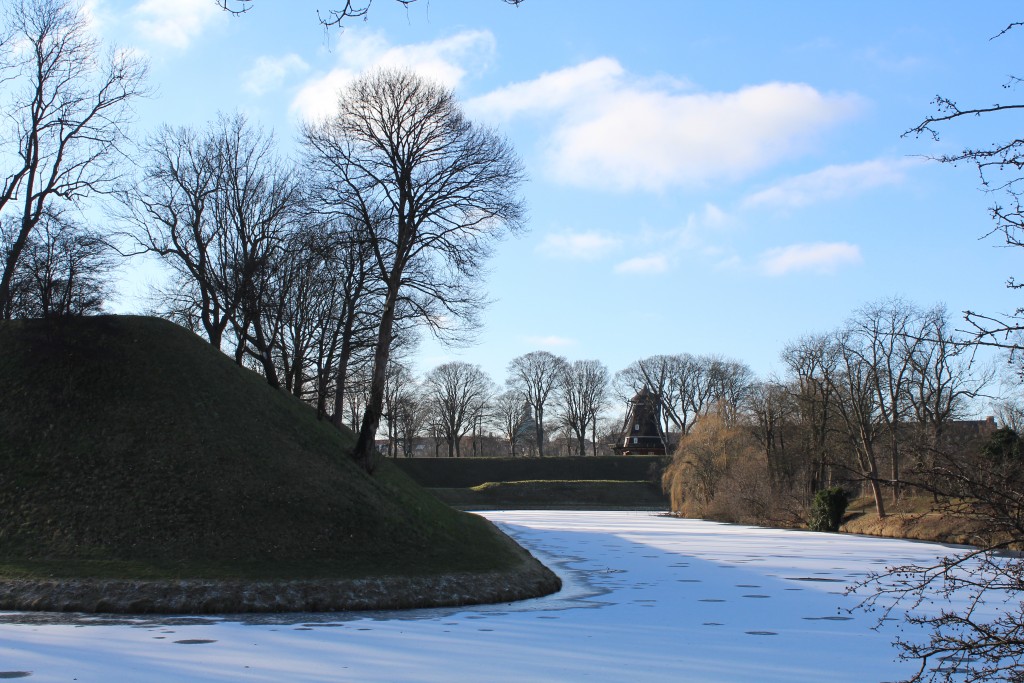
[536,406,545,457]
[352,290,398,473]
[890,431,901,504]
[332,317,356,429]
[868,475,887,519]
[861,441,887,518]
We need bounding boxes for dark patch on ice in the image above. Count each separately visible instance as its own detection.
[0,673,32,679]
[803,616,853,621]
[745,631,778,636]
[735,584,760,588]
[676,579,702,583]
[537,616,558,619]
[173,639,216,645]
[787,577,845,583]
[294,627,313,630]
[699,599,726,603]
[702,622,723,626]
[742,595,771,599]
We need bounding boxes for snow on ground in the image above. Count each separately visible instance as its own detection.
[0,511,990,682]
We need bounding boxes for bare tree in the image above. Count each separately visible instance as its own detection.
[615,353,753,438]
[301,68,524,472]
[422,361,493,458]
[705,355,755,424]
[492,388,526,457]
[0,0,148,318]
[849,297,924,503]
[781,333,840,496]
[903,23,1024,354]
[906,304,990,449]
[745,378,794,489]
[122,112,298,388]
[854,422,1024,683]
[394,384,428,457]
[615,354,687,436]
[1,208,115,317]
[557,359,610,457]
[268,215,380,421]
[507,350,567,457]
[119,123,229,346]
[830,327,889,517]
[380,359,415,458]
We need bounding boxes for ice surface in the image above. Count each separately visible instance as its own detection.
[0,511,989,682]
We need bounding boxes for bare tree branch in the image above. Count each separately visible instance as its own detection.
[214,0,524,28]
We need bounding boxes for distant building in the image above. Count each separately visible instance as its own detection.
[615,387,668,456]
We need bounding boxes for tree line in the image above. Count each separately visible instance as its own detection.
[0,0,525,474]
[663,298,992,526]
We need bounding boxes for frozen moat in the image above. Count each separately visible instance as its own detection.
[0,510,981,682]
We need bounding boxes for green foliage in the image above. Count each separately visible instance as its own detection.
[809,486,849,532]
[981,426,1023,461]
[0,315,524,580]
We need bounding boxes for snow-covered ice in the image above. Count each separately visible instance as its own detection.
[0,511,983,682]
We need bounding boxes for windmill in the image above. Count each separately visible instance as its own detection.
[614,386,669,455]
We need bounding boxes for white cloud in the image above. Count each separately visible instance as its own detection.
[131,0,223,49]
[537,231,622,260]
[469,58,625,120]
[469,59,862,192]
[524,335,575,348]
[291,69,356,123]
[742,158,919,209]
[860,47,925,73]
[586,204,729,276]
[759,242,862,276]
[614,255,669,275]
[291,30,496,122]
[80,0,103,34]
[242,54,310,96]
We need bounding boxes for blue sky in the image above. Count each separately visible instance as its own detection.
[91,0,1023,387]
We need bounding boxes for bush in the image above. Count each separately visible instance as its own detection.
[808,486,849,532]
[981,426,1023,462]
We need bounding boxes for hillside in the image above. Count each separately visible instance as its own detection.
[0,316,557,610]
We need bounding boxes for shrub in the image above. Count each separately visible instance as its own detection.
[808,486,849,532]
[981,426,1023,462]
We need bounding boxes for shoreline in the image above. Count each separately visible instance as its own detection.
[0,556,561,614]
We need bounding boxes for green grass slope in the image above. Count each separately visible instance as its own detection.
[432,480,669,509]
[0,315,522,580]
